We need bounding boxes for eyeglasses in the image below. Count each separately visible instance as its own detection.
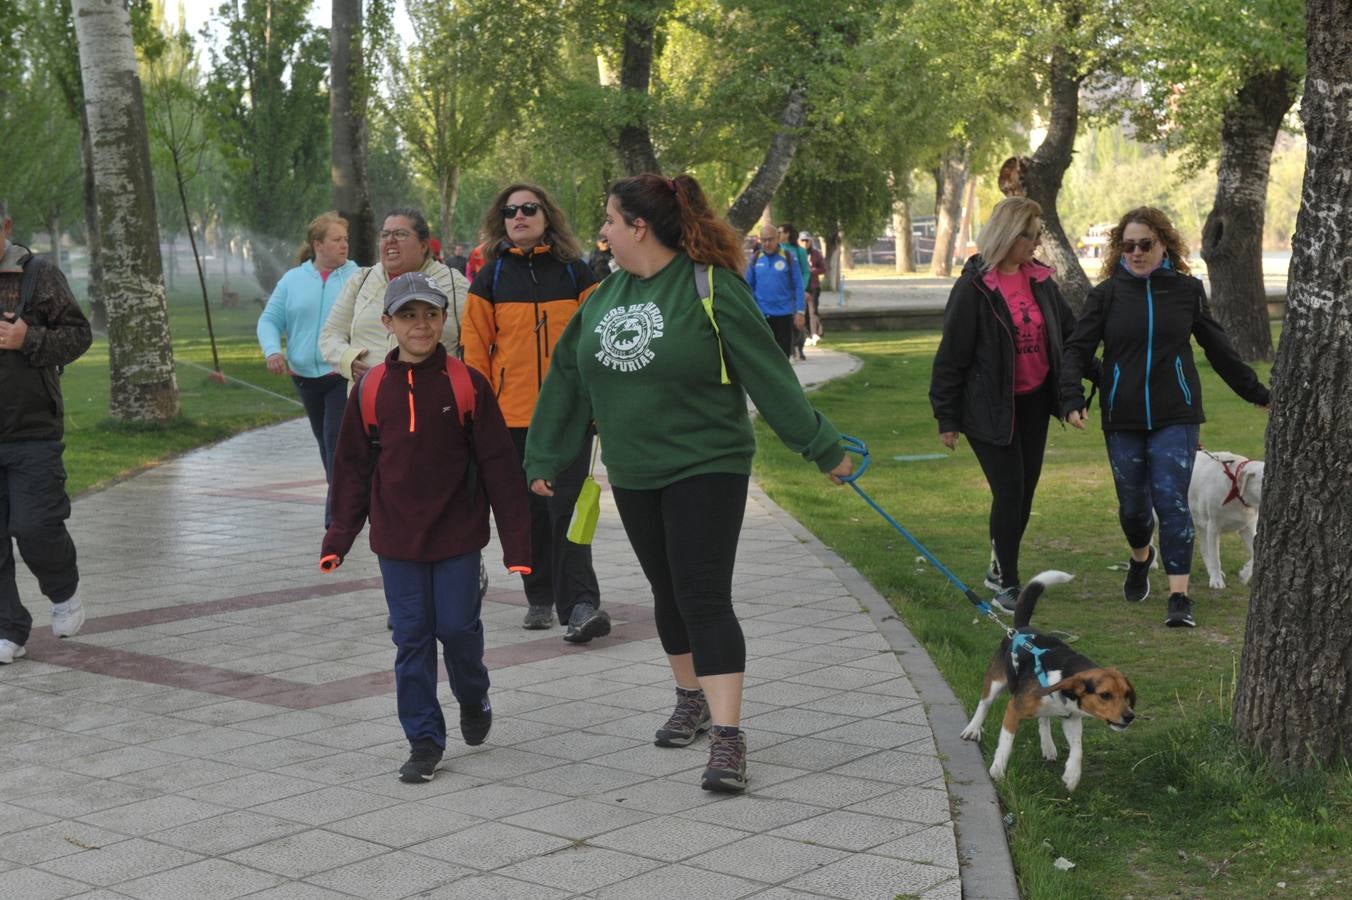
[1121,238,1157,254]
[501,203,542,219]
[379,229,414,241]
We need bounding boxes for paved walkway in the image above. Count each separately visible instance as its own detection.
[0,347,1016,900]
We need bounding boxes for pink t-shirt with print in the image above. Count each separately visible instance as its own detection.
[991,269,1049,394]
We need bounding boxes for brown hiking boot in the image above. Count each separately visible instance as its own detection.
[701,728,747,793]
[653,689,710,747]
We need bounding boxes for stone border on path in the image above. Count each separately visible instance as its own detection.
[748,481,1019,900]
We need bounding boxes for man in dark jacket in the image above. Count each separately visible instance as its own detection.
[0,200,94,664]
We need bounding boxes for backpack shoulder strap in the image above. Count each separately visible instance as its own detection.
[491,256,504,297]
[694,263,731,385]
[357,362,388,444]
[18,251,46,317]
[444,356,476,426]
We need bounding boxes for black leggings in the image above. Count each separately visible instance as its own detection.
[611,473,748,676]
[966,382,1054,589]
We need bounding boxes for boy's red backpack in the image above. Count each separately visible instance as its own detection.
[357,357,480,499]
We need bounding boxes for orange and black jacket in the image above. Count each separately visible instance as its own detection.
[462,244,597,428]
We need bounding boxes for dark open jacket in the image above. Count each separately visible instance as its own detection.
[930,255,1078,446]
[1059,261,1269,431]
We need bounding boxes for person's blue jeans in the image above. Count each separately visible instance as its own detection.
[1104,424,1199,575]
[379,553,489,749]
[291,372,346,526]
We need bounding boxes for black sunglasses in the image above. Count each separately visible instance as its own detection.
[501,202,542,219]
[1121,238,1156,254]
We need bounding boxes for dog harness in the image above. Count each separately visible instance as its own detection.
[1009,629,1053,688]
[1200,447,1252,508]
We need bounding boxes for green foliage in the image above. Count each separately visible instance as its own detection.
[1129,0,1305,171]
[205,0,330,286]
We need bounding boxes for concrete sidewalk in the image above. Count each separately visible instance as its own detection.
[0,347,1016,899]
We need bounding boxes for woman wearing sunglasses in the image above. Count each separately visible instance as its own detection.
[524,173,853,792]
[1060,207,1269,629]
[930,197,1078,614]
[462,183,611,644]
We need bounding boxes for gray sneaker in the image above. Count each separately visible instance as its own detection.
[522,605,554,630]
[563,603,611,644]
[701,729,748,792]
[654,689,710,747]
[991,584,1021,614]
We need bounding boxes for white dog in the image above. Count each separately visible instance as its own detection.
[1188,450,1264,589]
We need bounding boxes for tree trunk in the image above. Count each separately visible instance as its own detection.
[1024,40,1093,312]
[1200,66,1298,363]
[930,145,968,277]
[330,0,376,265]
[439,165,461,251]
[726,86,809,235]
[955,174,978,266]
[46,212,62,270]
[894,198,915,274]
[616,0,669,176]
[78,103,107,330]
[73,0,178,423]
[1233,0,1352,771]
[823,230,840,290]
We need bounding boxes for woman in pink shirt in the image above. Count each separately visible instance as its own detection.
[929,198,1081,612]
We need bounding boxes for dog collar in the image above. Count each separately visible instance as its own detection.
[1221,458,1252,508]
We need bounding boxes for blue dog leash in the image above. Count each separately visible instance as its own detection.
[839,435,1004,625]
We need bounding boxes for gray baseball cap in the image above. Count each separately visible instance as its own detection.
[384,271,448,315]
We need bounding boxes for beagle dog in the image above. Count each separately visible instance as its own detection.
[1189,450,1264,590]
[960,572,1137,792]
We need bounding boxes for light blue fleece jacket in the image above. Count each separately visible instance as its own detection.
[257,259,359,378]
[745,247,804,317]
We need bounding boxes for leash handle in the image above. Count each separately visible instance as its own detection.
[839,434,870,483]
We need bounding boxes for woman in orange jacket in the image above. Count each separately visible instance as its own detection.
[462,183,610,643]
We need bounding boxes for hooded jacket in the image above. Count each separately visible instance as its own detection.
[461,244,596,428]
[257,259,359,378]
[1060,261,1269,431]
[930,255,1076,445]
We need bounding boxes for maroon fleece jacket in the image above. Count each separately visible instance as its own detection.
[323,345,531,568]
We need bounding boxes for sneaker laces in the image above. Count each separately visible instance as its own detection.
[663,693,707,732]
[708,732,744,771]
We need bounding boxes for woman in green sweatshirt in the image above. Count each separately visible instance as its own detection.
[525,173,853,793]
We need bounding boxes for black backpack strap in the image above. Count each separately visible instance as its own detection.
[17,249,45,318]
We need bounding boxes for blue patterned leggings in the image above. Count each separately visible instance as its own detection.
[1104,424,1199,576]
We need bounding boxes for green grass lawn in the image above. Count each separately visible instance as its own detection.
[752,331,1351,899]
[62,272,304,495]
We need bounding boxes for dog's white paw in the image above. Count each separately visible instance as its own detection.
[1041,742,1058,761]
[1209,573,1226,590]
[1239,562,1253,584]
[1062,768,1081,792]
[989,763,1006,781]
[960,725,981,742]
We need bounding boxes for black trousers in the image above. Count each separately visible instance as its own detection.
[510,427,600,623]
[766,315,795,358]
[965,382,1054,590]
[0,440,79,646]
[612,473,748,676]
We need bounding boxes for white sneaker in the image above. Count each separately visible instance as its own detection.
[52,596,85,638]
[0,639,25,664]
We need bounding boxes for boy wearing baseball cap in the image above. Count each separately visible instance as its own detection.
[322,272,531,783]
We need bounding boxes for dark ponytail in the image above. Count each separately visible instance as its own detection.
[609,173,746,273]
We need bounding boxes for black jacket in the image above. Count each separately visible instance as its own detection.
[1060,262,1269,431]
[930,256,1077,445]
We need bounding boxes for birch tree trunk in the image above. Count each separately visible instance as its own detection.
[930,145,968,278]
[1233,0,1352,769]
[725,85,809,235]
[331,0,375,265]
[73,0,179,422]
[1200,66,1298,363]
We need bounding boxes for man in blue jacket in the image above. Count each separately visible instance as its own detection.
[746,225,804,358]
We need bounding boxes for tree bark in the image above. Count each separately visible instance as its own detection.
[726,86,809,235]
[73,0,178,423]
[330,0,375,265]
[894,197,915,274]
[1023,40,1093,312]
[438,165,461,253]
[1233,0,1352,770]
[77,102,108,330]
[930,145,968,277]
[1200,66,1298,363]
[616,0,668,176]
